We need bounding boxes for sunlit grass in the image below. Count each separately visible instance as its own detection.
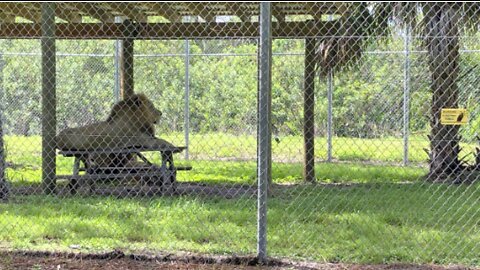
[0,183,479,265]
[1,134,479,265]
[2,133,449,185]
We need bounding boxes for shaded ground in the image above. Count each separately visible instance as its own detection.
[0,251,477,270]
[8,181,401,199]
[9,182,258,199]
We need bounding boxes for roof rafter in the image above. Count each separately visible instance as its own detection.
[0,12,15,23]
[54,3,82,23]
[0,21,339,39]
[225,2,251,22]
[272,3,286,22]
[186,3,216,22]
[0,3,40,22]
[106,3,148,22]
[69,2,114,23]
[147,3,181,22]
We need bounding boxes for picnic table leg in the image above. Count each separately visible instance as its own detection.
[68,157,81,195]
[159,152,177,193]
[167,152,177,193]
[86,166,96,195]
[159,152,167,188]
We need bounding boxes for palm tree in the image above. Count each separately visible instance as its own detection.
[316,2,479,183]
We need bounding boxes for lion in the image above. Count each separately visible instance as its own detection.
[56,93,179,169]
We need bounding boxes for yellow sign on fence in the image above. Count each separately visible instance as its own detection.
[441,108,468,125]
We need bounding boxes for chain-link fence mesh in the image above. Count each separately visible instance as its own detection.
[0,2,479,268]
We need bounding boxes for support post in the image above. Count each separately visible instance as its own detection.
[184,39,190,160]
[257,2,272,263]
[303,38,316,182]
[41,2,57,195]
[326,69,333,162]
[120,20,135,98]
[403,25,411,166]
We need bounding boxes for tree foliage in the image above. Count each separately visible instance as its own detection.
[0,32,478,142]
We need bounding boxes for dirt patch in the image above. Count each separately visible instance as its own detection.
[0,251,281,270]
[0,251,477,270]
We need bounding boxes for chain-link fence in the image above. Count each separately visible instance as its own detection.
[0,2,479,268]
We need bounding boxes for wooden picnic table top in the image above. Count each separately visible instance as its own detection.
[58,146,187,156]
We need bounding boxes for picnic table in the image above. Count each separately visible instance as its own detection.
[57,146,192,195]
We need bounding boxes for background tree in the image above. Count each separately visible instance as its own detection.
[316,2,480,182]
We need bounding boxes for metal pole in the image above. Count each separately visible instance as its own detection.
[327,69,333,162]
[184,39,190,160]
[257,2,271,263]
[326,14,333,163]
[41,2,57,195]
[113,16,122,102]
[403,25,411,166]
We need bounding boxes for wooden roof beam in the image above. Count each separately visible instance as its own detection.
[55,4,82,23]
[186,3,216,22]
[106,3,148,22]
[272,3,286,22]
[305,2,349,20]
[0,12,15,23]
[70,3,114,23]
[334,2,352,17]
[0,21,340,39]
[225,2,250,22]
[26,3,81,23]
[0,3,40,22]
[305,3,324,21]
[148,3,181,22]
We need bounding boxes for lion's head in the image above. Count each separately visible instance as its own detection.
[107,93,162,126]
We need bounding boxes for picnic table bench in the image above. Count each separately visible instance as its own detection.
[57,146,192,195]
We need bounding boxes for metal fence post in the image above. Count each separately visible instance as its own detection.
[257,2,272,263]
[184,39,190,160]
[403,25,411,166]
[327,69,333,162]
[326,14,334,163]
[113,16,123,103]
[41,2,57,195]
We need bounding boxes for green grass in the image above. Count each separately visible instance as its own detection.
[181,160,426,185]
[2,133,451,185]
[6,159,427,187]
[0,183,479,265]
[1,134,479,265]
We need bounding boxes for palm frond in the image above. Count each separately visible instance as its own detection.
[314,2,479,77]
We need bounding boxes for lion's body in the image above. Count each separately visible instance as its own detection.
[56,120,165,150]
[56,94,176,168]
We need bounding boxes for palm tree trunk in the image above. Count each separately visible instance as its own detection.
[426,4,462,182]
